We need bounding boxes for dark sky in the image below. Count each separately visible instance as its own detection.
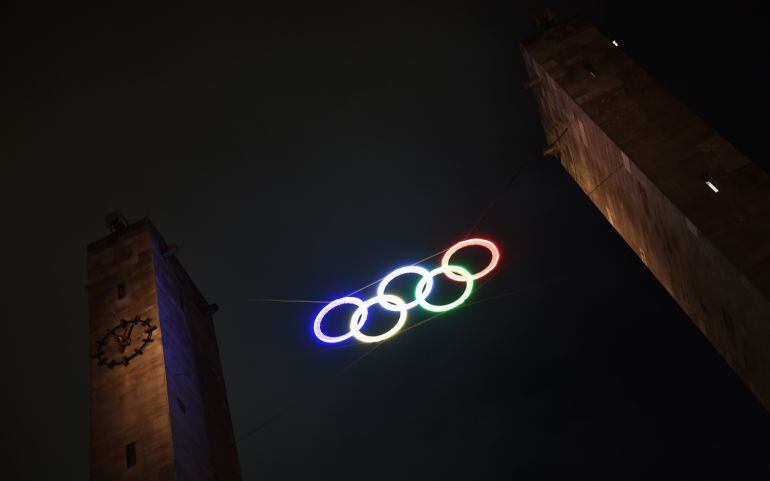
[3,2,770,480]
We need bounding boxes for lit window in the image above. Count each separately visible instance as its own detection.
[611,40,620,47]
[705,180,720,193]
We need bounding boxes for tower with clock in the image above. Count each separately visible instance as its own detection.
[87,213,242,480]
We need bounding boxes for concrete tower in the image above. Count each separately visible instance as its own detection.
[521,18,770,410]
[87,213,241,480]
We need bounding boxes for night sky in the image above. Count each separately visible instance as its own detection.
[3,2,770,480]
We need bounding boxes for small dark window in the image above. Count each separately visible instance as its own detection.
[177,397,186,414]
[179,294,185,310]
[126,442,136,468]
[117,283,126,299]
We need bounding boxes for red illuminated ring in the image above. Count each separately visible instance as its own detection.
[440,238,500,282]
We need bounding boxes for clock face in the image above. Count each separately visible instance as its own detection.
[93,316,156,369]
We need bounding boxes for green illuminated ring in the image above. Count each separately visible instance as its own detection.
[415,265,474,313]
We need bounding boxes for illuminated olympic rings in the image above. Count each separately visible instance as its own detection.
[313,238,500,344]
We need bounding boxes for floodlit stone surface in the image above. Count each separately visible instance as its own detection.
[522,17,770,410]
[88,219,241,480]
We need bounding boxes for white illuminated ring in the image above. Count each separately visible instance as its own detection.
[441,238,500,282]
[313,297,367,344]
[415,265,474,313]
[376,266,434,311]
[350,294,408,343]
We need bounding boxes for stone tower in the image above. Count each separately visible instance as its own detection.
[521,18,770,410]
[87,214,242,480]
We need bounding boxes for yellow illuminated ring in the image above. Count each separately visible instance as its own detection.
[350,294,408,343]
[441,238,500,282]
[415,265,474,313]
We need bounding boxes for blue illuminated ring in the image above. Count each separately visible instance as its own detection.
[376,266,434,311]
[415,265,474,313]
[350,294,408,343]
[313,297,367,344]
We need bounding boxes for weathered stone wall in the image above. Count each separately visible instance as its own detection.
[521,18,770,410]
[151,224,242,481]
[88,219,241,480]
[88,220,176,481]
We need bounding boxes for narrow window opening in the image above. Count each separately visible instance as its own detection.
[126,442,136,468]
[705,179,720,193]
[177,397,186,414]
[117,283,126,299]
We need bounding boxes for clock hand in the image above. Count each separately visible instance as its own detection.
[113,324,125,351]
[124,323,135,345]
[118,322,136,353]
